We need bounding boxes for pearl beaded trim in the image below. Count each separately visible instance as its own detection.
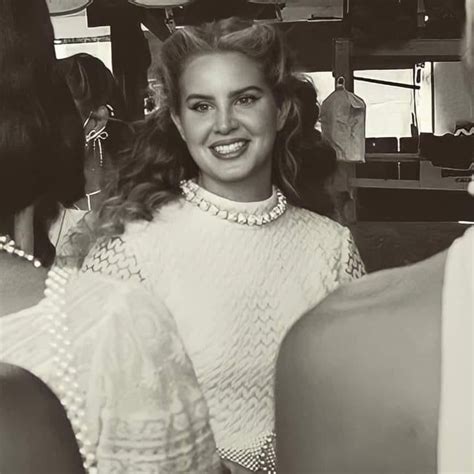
[218,432,276,473]
[180,180,287,226]
[44,267,97,473]
[0,235,42,268]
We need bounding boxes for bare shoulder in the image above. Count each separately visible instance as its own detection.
[0,363,84,473]
[276,251,447,473]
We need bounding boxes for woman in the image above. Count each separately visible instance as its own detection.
[2,18,364,473]
[0,0,85,472]
[0,0,84,308]
[50,53,132,249]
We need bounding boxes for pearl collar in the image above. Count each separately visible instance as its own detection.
[180,180,287,226]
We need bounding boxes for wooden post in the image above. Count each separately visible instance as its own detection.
[110,10,151,121]
[88,1,151,121]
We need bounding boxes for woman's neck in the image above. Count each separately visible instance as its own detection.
[198,175,273,203]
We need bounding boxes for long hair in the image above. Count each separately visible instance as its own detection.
[0,0,85,265]
[58,52,132,176]
[87,18,302,241]
[291,76,338,218]
[58,53,127,121]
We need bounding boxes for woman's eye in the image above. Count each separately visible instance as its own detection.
[236,95,258,106]
[192,103,212,113]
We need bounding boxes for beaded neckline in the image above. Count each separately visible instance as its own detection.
[180,179,287,226]
[0,235,42,268]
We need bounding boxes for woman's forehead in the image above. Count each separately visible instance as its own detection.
[178,52,268,97]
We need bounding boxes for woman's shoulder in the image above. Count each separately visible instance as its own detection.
[287,205,349,239]
[277,250,445,473]
[79,202,185,283]
[283,249,446,366]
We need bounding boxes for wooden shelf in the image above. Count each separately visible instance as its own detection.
[350,161,471,192]
[365,153,420,162]
[353,38,462,68]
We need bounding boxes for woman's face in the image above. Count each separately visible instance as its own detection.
[172,52,287,200]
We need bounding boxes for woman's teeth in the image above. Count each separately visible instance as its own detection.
[213,141,246,155]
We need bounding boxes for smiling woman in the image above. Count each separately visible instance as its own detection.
[171,51,287,202]
[1,17,365,473]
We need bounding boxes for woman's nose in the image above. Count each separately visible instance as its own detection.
[214,108,238,134]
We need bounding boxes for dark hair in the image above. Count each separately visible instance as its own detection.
[291,76,338,218]
[292,76,320,133]
[58,53,127,121]
[58,52,133,177]
[0,0,85,264]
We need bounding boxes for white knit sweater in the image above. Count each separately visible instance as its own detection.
[81,185,365,469]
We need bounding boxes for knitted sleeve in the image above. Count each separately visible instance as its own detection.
[338,227,366,284]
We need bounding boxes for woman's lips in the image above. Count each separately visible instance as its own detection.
[209,140,249,159]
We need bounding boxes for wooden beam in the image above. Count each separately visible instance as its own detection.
[353,38,462,68]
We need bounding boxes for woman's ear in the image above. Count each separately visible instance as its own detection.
[276,99,292,132]
[171,112,187,142]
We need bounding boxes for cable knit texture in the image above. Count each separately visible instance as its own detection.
[81,185,365,470]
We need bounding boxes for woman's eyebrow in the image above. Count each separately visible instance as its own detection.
[185,86,264,102]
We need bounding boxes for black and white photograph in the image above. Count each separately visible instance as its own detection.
[0,1,472,473]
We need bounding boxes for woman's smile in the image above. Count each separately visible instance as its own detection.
[209,139,250,159]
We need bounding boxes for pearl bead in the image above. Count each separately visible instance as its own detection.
[198,200,210,211]
[237,213,247,224]
[209,204,219,215]
[247,215,257,226]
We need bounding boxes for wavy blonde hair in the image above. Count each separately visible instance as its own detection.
[62,18,306,265]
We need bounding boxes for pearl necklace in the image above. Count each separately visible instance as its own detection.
[0,235,42,268]
[180,180,287,226]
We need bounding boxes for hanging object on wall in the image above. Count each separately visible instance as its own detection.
[46,0,93,15]
[320,77,366,163]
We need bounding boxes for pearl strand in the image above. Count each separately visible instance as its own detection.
[44,267,97,473]
[0,235,42,268]
[180,180,287,226]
